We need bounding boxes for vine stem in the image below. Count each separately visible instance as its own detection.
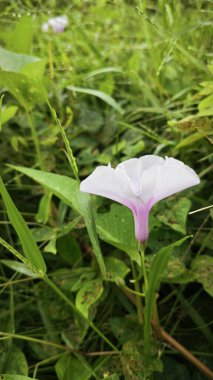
[131,260,144,324]
[43,275,118,352]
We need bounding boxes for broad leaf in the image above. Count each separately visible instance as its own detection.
[10,166,106,278]
[5,15,33,54]
[191,255,213,297]
[157,197,191,234]
[55,353,93,380]
[96,204,140,265]
[105,257,130,282]
[0,71,46,109]
[76,279,103,319]
[2,345,28,376]
[0,46,46,78]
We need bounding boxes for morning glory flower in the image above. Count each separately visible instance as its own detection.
[80,155,200,243]
[42,15,68,33]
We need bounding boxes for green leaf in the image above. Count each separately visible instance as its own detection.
[44,237,57,254]
[0,46,46,78]
[9,166,106,278]
[198,94,213,112]
[0,106,18,126]
[174,132,204,150]
[144,236,191,359]
[2,345,28,376]
[84,66,122,79]
[67,86,123,114]
[0,177,46,277]
[35,192,52,224]
[55,353,93,380]
[9,165,81,212]
[55,268,96,292]
[0,71,46,109]
[76,278,103,319]
[1,260,38,278]
[110,316,142,345]
[121,340,163,379]
[105,257,130,282]
[31,226,55,242]
[6,15,33,54]
[157,197,191,234]
[78,192,106,278]
[57,235,82,265]
[191,255,213,297]
[163,256,195,284]
[96,204,140,265]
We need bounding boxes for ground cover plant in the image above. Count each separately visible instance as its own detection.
[0,0,213,379]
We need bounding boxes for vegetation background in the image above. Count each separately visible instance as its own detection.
[0,0,212,379]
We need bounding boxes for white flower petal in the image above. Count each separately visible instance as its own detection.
[117,158,141,195]
[151,157,200,203]
[80,165,138,209]
[117,155,164,196]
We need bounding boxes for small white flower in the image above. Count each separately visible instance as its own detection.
[42,15,68,33]
[80,155,200,243]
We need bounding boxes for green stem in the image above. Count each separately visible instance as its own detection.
[122,284,145,298]
[43,93,79,182]
[139,242,148,292]
[27,110,44,170]
[0,332,68,351]
[43,275,118,352]
[131,260,144,324]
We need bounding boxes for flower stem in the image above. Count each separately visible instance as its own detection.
[139,242,148,292]
[131,260,144,325]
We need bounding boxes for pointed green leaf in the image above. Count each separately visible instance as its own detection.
[0,46,46,77]
[0,177,46,277]
[9,166,106,278]
[67,86,123,114]
[1,260,38,277]
[0,106,18,126]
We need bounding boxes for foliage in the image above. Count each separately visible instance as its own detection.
[0,1,212,379]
